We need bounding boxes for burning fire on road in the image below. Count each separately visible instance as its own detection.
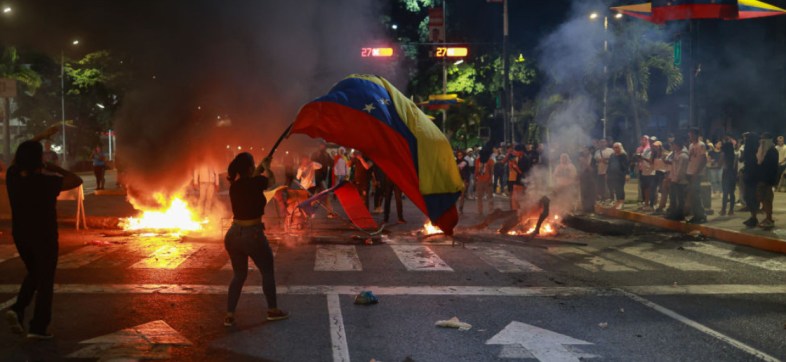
[119,193,209,237]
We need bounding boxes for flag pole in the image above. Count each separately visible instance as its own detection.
[265,123,294,160]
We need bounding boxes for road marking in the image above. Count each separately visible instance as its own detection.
[0,245,19,263]
[548,246,650,272]
[616,245,723,271]
[683,242,786,272]
[131,244,201,269]
[315,245,362,271]
[327,294,350,362]
[390,245,453,271]
[486,321,594,360]
[67,320,192,360]
[58,245,118,269]
[1,283,784,296]
[469,246,543,273]
[619,289,781,362]
[220,242,279,271]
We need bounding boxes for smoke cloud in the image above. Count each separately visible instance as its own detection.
[111,1,400,205]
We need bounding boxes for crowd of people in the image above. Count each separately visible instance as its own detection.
[449,129,785,229]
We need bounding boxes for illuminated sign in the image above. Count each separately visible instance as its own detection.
[435,47,468,57]
[361,48,394,57]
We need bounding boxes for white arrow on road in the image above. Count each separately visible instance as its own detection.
[67,320,192,360]
[486,321,595,361]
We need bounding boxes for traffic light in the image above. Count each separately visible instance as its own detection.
[435,47,468,57]
[361,47,394,57]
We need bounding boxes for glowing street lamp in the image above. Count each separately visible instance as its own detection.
[61,39,81,165]
[2,6,11,14]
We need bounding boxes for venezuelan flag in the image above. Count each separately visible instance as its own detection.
[291,74,464,235]
[613,0,785,23]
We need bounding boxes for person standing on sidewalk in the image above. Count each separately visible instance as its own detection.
[666,137,689,221]
[5,126,83,339]
[775,135,786,186]
[474,147,495,216]
[607,142,629,210]
[755,133,778,229]
[594,139,613,204]
[192,162,219,218]
[91,145,107,190]
[741,132,760,227]
[224,152,288,326]
[685,128,707,224]
[719,136,738,216]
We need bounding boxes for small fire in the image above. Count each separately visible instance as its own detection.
[120,193,205,236]
[422,221,443,235]
[508,215,561,236]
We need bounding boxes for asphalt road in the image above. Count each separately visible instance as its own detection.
[1,210,785,361]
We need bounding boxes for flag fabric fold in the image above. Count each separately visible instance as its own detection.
[291,74,463,235]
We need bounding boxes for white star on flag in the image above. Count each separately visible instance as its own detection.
[363,103,376,113]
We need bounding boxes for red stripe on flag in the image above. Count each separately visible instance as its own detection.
[653,4,738,22]
[293,101,430,218]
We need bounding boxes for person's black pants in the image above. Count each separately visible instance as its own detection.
[606,173,625,201]
[743,181,759,219]
[94,165,106,189]
[12,235,58,334]
[721,169,736,213]
[225,224,277,312]
[383,181,403,222]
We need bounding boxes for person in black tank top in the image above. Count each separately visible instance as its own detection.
[223,152,288,326]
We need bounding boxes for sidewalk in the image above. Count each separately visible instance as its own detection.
[595,179,786,254]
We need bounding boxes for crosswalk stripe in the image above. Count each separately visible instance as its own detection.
[0,245,19,263]
[315,245,362,271]
[683,243,786,272]
[548,246,646,272]
[616,245,722,271]
[469,246,543,273]
[58,245,119,269]
[131,244,201,269]
[390,245,453,271]
[220,242,279,271]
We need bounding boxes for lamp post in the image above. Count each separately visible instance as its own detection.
[590,12,623,140]
[61,39,79,166]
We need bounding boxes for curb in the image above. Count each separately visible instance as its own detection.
[595,206,786,255]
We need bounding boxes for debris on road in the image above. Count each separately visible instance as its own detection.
[85,240,113,247]
[354,291,379,305]
[598,322,608,329]
[435,317,472,331]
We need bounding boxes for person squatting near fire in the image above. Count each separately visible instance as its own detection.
[92,145,108,190]
[192,162,219,217]
[5,126,83,339]
[223,152,288,326]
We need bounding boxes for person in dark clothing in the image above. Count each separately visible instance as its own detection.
[578,147,597,213]
[456,150,470,213]
[741,132,760,227]
[223,152,288,327]
[755,133,779,228]
[606,142,630,209]
[382,172,405,224]
[719,137,738,216]
[351,151,372,210]
[5,127,83,339]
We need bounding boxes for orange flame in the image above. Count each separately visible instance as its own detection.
[120,193,205,236]
[422,221,443,235]
[508,215,561,236]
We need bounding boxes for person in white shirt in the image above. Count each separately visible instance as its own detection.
[685,128,707,224]
[775,135,786,183]
[193,163,219,217]
[593,139,613,202]
[333,147,349,183]
[296,156,322,194]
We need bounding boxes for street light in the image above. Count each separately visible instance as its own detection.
[2,6,11,14]
[61,39,80,166]
[589,12,623,139]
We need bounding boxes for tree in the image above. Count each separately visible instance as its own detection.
[0,46,43,161]
[608,22,683,140]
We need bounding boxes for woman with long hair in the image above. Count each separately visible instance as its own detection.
[5,127,82,339]
[223,152,288,327]
[719,137,738,216]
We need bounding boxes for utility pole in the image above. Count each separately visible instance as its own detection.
[602,15,608,139]
[502,0,510,144]
[441,1,448,134]
[61,51,67,166]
